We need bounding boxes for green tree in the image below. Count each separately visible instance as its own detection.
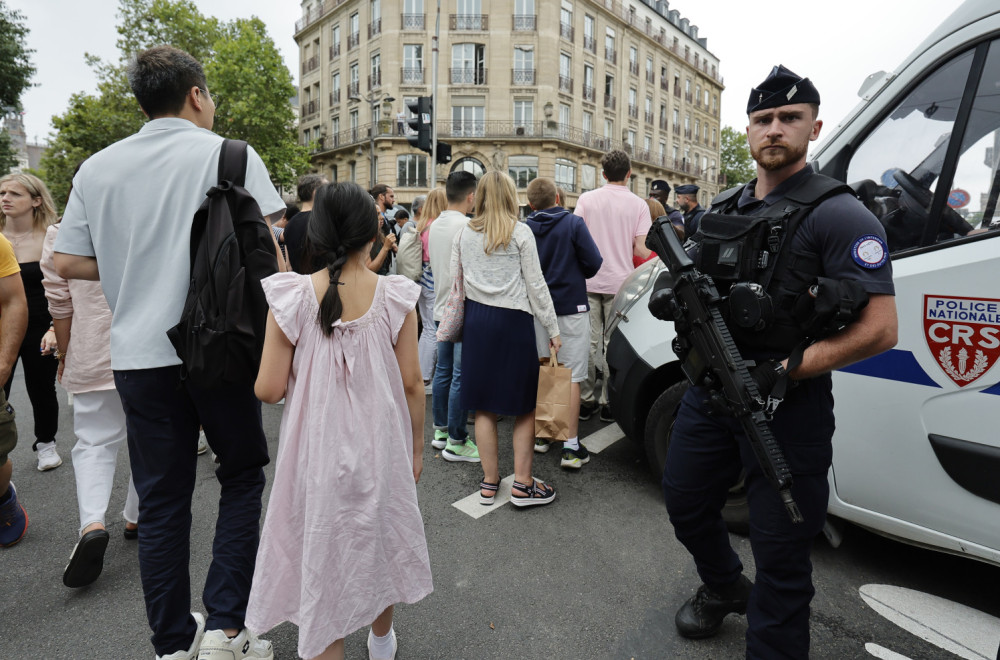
[0,1,35,175]
[41,0,307,208]
[720,125,755,187]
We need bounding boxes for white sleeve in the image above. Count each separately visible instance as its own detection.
[243,144,285,218]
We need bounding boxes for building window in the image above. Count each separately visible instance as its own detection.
[559,52,572,93]
[513,45,534,85]
[451,43,486,85]
[582,110,593,135]
[451,105,484,136]
[605,27,616,63]
[332,116,340,146]
[646,56,654,82]
[331,24,341,57]
[581,163,596,192]
[454,0,484,30]
[629,45,638,75]
[583,64,595,102]
[583,14,595,52]
[349,12,360,49]
[370,53,381,89]
[604,118,614,139]
[559,0,573,41]
[349,62,359,97]
[513,0,535,31]
[555,158,577,193]
[397,154,427,188]
[350,161,357,182]
[403,45,423,83]
[513,99,533,135]
[559,103,571,137]
[369,0,381,36]
[403,0,424,29]
[451,156,486,179]
[331,72,341,105]
[508,155,538,188]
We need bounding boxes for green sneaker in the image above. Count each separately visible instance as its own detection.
[534,438,552,454]
[443,439,480,463]
[432,429,448,450]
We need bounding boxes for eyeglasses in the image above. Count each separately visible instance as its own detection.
[199,88,221,110]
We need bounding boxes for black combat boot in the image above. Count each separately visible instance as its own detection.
[674,574,753,639]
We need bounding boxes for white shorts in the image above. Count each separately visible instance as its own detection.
[534,312,590,382]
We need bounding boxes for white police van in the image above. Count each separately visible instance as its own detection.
[605,0,1000,564]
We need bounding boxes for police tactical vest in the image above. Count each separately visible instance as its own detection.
[693,173,855,353]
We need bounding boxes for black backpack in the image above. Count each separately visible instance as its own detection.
[167,139,279,388]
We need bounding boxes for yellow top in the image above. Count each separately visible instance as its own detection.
[0,236,20,279]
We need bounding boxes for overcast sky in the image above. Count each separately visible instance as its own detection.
[12,0,957,150]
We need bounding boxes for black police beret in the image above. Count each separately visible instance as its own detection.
[650,179,670,192]
[747,65,820,114]
[675,184,699,195]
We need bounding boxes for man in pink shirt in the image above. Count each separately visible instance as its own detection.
[574,150,652,421]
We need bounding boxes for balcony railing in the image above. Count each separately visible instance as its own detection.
[672,124,680,136]
[658,117,668,130]
[368,19,381,38]
[583,35,596,53]
[604,94,616,110]
[511,68,535,85]
[450,67,487,85]
[401,13,424,30]
[450,14,487,30]
[560,22,574,41]
[368,71,381,90]
[401,67,424,84]
[673,87,681,98]
[302,55,320,75]
[329,89,341,105]
[628,105,638,119]
[396,175,428,188]
[684,128,692,139]
[347,81,359,98]
[295,0,349,33]
[685,92,693,103]
[330,44,340,59]
[300,99,319,119]
[660,78,668,92]
[513,14,535,31]
[646,71,655,84]
[583,85,595,102]
[629,61,639,76]
[645,111,654,124]
[605,47,616,64]
[348,31,360,49]
[559,75,573,93]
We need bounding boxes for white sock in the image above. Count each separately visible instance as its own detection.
[370,627,395,655]
[563,436,580,451]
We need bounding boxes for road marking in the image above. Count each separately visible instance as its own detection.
[866,643,914,659]
[860,584,999,660]
[450,424,626,518]
[452,475,515,519]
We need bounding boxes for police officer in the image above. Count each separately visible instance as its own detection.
[648,179,686,236]
[662,65,898,658]
[674,183,705,239]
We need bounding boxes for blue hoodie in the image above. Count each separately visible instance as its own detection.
[526,207,603,316]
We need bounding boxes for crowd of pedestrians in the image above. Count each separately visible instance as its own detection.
[0,43,705,660]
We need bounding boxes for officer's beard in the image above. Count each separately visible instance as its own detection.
[750,139,808,171]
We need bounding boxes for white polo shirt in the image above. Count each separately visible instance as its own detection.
[56,117,285,370]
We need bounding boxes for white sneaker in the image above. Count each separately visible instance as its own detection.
[367,627,397,660]
[198,628,273,660]
[157,612,205,660]
[197,431,208,456]
[36,441,62,471]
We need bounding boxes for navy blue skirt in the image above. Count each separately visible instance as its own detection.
[461,299,539,416]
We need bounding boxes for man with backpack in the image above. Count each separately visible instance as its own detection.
[54,46,284,660]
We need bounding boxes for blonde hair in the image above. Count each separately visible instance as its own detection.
[645,198,666,221]
[0,173,58,232]
[416,188,447,234]
[468,171,519,254]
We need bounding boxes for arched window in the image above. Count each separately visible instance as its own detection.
[450,157,486,179]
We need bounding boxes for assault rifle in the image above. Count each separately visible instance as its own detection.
[645,216,804,523]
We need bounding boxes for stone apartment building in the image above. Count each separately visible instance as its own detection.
[294,0,724,208]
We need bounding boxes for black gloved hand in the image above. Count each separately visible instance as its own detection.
[749,360,785,396]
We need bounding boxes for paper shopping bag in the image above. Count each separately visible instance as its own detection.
[535,348,573,441]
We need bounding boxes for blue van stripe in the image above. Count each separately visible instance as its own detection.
[837,349,941,388]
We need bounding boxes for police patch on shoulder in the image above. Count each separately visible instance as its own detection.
[851,235,888,269]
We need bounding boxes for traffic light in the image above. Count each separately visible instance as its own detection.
[406,96,431,153]
[435,141,452,164]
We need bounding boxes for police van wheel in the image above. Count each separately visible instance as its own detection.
[645,381,750,536]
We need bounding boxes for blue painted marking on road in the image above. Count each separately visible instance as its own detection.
[837,349,941,388]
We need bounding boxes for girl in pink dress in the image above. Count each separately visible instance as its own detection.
[247,181,432,660]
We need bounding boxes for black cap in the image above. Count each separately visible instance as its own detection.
[650,179,670,193]
[675,184,699,195]
[747,65,820,114]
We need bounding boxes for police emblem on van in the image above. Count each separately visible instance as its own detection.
[924,295,1000,387]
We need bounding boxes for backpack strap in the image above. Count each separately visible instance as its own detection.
[218,139,248,188]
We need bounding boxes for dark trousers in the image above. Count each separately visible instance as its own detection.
[114,366,269,656]
[3,315,58,449]
[663,379,834,660]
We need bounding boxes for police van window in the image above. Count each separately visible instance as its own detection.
[846,50,974,252]
[947,39,1000,234]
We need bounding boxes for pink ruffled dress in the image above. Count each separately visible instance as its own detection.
[246,272,433,659]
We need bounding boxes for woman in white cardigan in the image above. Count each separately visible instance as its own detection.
[455,171,562,508]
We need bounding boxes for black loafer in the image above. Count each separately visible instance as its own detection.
[123,525,138,541]
[63,529,111,588]
[675,574,753,639]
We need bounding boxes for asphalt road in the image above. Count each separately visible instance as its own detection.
[2,374,999,659]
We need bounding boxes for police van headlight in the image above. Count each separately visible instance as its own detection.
[606,257,667,338]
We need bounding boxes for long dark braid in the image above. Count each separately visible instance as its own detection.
[306,182,379,335]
